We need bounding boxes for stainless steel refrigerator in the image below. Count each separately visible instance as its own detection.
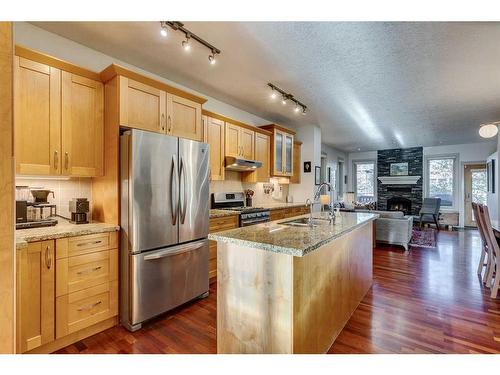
[120,129,209,331]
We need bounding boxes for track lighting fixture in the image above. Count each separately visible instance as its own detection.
[160,21,221,65]
[160,22,168,37]
[208,51,216,65]
[267,83,308,115]
[182,34,191,51]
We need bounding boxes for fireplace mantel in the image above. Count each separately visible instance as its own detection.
[377,176,421,185]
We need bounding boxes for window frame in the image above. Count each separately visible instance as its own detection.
[424,153,459,211]
[352,159,377,202]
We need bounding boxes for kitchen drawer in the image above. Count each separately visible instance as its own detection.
[56,280,118,338]
[56,232,117,259]
[56,249,118,297]
[209,215,239,232]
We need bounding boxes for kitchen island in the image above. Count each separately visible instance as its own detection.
[209,211,378,354]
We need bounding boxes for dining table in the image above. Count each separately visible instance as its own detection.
[490,219,500,239]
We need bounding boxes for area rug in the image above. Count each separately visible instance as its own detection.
[410,228,437,248]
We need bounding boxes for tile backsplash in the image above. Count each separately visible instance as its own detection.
[16,177,92,220]
[209,171,290,205]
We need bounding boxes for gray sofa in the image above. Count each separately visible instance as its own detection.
[356,210,413,251]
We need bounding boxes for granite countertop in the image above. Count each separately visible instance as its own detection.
[209,209,240,218]
[16,217,120,250]
[209,212,379,257]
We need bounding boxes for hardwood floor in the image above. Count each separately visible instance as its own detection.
[57,229,500,354]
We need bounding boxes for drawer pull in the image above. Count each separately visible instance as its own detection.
[76,266,102,276]
[77,300,102,312]
[76,240,103,247]
[45,245,52,269]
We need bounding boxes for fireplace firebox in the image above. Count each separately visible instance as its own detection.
[387,197,411,215]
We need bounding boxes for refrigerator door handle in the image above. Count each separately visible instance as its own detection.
[179,157,187,224]
[170,155,178,225]
[143,241,205,260]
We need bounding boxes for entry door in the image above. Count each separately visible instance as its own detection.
[464,163,487,227]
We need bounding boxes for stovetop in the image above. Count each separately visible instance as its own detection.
[220,207,267,213]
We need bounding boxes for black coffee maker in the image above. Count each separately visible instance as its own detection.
[69,198,89,224]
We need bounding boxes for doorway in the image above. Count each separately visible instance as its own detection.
[464,163,487,227]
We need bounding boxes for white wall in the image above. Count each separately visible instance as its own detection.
[14,22,271,127]
[346,141,496,226]
[289,126,322,203]
[321,144,347,200]
[487,151,498,222]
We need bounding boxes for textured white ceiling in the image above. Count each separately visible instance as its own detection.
[32,21,500,152]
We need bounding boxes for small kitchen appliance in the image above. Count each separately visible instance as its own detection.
[69,198,90,224]
[15,186,58,229]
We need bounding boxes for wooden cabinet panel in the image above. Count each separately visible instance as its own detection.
[14,56,61,175]
[61,72,104,177]
[167,93,202,141]
[290,142,301,184]
[119,76,166,133]
[209,215,239,282]
[207,117,225,181]
[56,232,114,259]
[225,122,240,157]
[259,125,295,177]
[242,132,270,183]
[56,280,118,339]
[16,240,55,353]
[240,128,255,160]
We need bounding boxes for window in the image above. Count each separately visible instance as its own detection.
[426,155,458,208]
[353,161,376,202]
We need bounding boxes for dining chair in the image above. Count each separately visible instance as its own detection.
[473,202,490,283]
[419,198,441,231]
[478,204,499,298]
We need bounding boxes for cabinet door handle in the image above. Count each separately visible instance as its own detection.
[168,115,172,133]
[77,300,102,312]
[64,152,69,170]
[54,150,59,170]
[77,266,102,276]
[161,113,165,132]
[45,245,52,269]
[76,240,103,247]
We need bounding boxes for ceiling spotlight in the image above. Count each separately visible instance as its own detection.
[301,107,307,115]
[208,52,216,65]
[267,83,308,115]
[294,104,300,113]
[479,122,499,138]
[160,22,168,37]
[281,95,287,105]
[182,35,191,51]
[270,88,277,100]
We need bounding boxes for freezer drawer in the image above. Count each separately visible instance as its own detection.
[128,239,209,327]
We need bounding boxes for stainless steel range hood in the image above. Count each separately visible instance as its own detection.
[225,156,262,172]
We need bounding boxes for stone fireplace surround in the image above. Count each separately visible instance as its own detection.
[377,147,423,216]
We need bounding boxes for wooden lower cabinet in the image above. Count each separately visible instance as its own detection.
[16,240,55,353]
[208,215,239,282]
[16,232,118,353]
[270,206,310,221]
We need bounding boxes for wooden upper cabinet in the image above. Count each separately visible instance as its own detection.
[14,49,104,178]
[224,122,255,159]
[119,76,166,134]
[167,93,202,141]
[242,132,270,183]
[225,122,240,157]
[14,56,61,175]
[290,141,302,184]
[207,117,225,181]
[240,128,255,160]
[62,72,104,177]
[17,240,55,353]
[259,124,295,177]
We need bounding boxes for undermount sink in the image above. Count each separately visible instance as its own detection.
[280,217,330,227]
